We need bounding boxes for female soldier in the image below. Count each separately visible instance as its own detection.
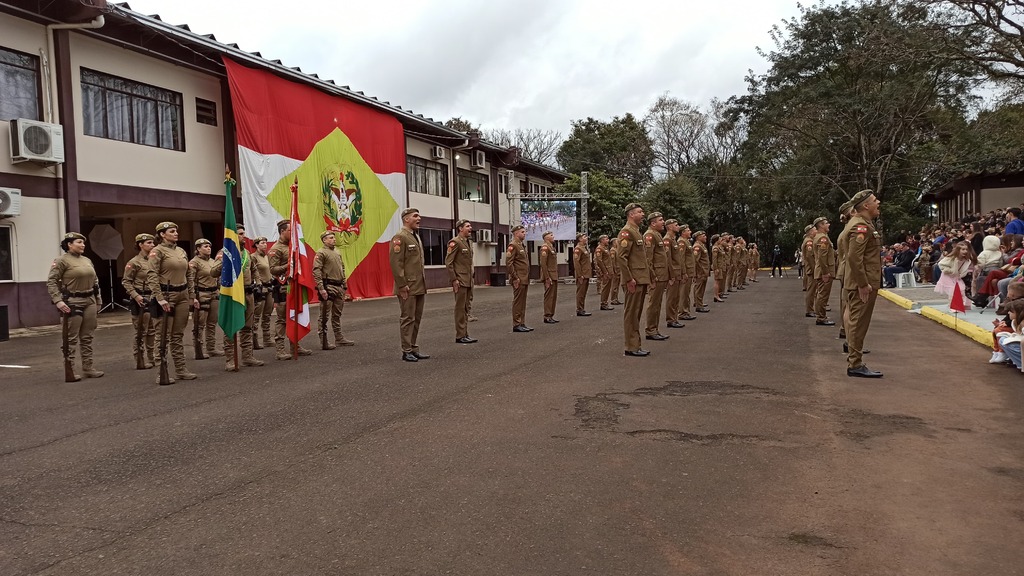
[147,222,197,384]
[251,236,274,350]
[46,232,103,380]
[122,233,157,369]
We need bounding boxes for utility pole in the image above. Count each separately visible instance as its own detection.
[581,171,589,236]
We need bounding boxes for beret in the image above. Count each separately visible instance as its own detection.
[63,232,86,242]
[401,207,420,218]
[134,233,155,243]
[624,202,643,214]
[664,218,678,226]
[813,216,828,226]
[511,225,525,233]
[156,221,178,233]
[194,238,211,247]
[320,230,335,241]
[647,212,664,221]
[851,189,874,209]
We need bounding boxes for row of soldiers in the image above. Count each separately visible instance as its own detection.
[49,220,354,384]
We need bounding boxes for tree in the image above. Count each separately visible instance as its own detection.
[444,117,478,133]
[556,114,655,190]
[921,1,1024,86]
[643,94,709,177]
[639,175,709,228]
[555,171,636,243]
[483,128,564,166]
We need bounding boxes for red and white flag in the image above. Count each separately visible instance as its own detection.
[287,178,315,343]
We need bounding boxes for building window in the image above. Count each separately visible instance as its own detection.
[420,227,454,266]
[0,226,12,281]
[196,97,217,126]
[81,68,184,151]
[407,156,449,197]
[529,182,552,196]
[0,46,40,121]
[458,168,489,203]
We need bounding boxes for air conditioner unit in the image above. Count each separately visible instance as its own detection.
[477,229,493,242]
[0,187,22,217]
[471,150,486,168]
[430,145,447,160]
[10,119,65,164]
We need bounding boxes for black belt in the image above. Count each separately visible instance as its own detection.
[66,290,94,298]
[262,281,273,287]
[137,289,152,295]
[160,283,187,292]
[197,286,218,293]
[244,285,256,293]
[323,279,345,286]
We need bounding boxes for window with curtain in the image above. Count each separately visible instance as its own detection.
[0,46,40,121]
[457,168,489,203]
[407,156,449,197]
[81,68,184,151]
[420,228,454,266]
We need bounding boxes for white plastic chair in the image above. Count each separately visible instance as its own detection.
[895,272,917,288]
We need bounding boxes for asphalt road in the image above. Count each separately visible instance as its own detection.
[1,278,1022,575]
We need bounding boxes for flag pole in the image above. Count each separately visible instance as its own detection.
[291,176,299,360]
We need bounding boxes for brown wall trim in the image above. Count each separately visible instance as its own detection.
[0,281,53,329]
[0,172,60,198]
[54,29,80,232]
[419,216,453,230]
[78,181,225,212]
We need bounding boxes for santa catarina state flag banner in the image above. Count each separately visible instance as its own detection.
[224,58,406,299]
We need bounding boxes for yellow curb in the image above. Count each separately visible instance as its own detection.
[919,306,992,348]
[877,289,914,310]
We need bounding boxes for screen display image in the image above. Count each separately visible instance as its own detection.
[521,200,577,241]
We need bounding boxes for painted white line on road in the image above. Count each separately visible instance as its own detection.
[0,364,31,369]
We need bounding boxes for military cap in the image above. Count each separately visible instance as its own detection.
[839,199,854,216]
[401,207,420,219]
[664,218,678,226]
[679,224,690,231]
[320,230,335,241]
[598,234,609,240]
[695,230,705,237]
[62,232,86,242]
[624,202,643,214]
[511,224,525,233]
[542,230,554,238]
[134,233,155,244]
[647,211,664,221]
[236,223,246,232]
[455,219,471,230]
[710,233,720,242]
[194,238,212,248]
[804,225,814,233]
[813,216,828,227]
[276,219,290,232]
[254,236,268,244]
[850,189,874,209]
[576,232,588,241]
[156,221,178,233]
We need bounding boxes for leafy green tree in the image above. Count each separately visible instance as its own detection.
[555,171,637,243]
[556,114,655,190]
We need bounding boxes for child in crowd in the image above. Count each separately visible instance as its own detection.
[995,298,1024,371]
[990,281,1024,364]
[935,241,977,309]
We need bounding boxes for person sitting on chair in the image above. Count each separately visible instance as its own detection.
[882,243,915,288]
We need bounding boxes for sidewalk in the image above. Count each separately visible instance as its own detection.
[878,283,994,348]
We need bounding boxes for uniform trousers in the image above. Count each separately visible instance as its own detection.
[805,275,816,312]
[610,274,621,302]
[319,287,346,343]
[665,278,681,321]
[693,274,708,308]
[131,304,156,364]
[599,275,612,306]
[254,292,274,347]
[844,288,877,369]
[274,299,310,355]
[155,290,191,375]
[623,283,649,351]
[575,278,589,312]
[837,277,847,335]
[543,281,558,318]
[645,280,667,335]
[814,278,833,320]
[399,293,425,353]
[195,292,220,354]
[224,294,257,363]
[454,285,472,338]
[679,276,693,315]
[64,297,98,369]
[511,280,528,327]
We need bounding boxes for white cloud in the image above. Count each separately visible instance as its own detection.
[122,0,810,132]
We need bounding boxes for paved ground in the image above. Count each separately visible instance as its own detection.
[1,278,1022,575]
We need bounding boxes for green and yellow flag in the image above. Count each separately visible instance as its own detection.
[218,169,245,338]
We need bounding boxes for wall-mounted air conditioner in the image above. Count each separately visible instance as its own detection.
[471,150,486,168]
[0,187,22,217]
[431,145,447,160]
[477,229,493,242]
[10,119,65,164]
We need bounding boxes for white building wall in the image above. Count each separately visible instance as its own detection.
[981,187,1024,213]
[4,197,65,283]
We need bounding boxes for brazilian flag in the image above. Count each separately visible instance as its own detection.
[218,172,245,338]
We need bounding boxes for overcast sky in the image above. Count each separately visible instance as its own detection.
[123,0,810,135]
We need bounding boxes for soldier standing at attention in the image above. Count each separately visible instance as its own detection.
[618,203,651,356]
[834,201,855,341]
[609,243,622,305]
[733,237,746,290]
[251,236,274,350]
[643,212,671,341]
[188,238,223,357]
[843,190,883,378]
[711,234,726,303]
[224,225,264,371]
[692,231,711,312]
[812,217,837,326]
[390,208,430,361]
[802,224,817,317]
[572,232,593,316]
[595,234,613,310]
[149,222,197,383]
[748,243,761,283]
[269,219,313,360]
[677,225,697,321]
[663,219,684,328]
[313,231,354,350]
[446,219,477,344]
[123,233,156,369]
[48,232,103,380]
[506,224,532,333]
[539,231,560,324]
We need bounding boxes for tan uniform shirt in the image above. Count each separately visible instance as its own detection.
[313,245,346,290]
[594,245,610,277]
[843,216,882,290]
[813,231,836,278]
[122,253,151,300]
[445,235,474,285]
[836,225,850,283]
[253,251,273,284]
[390,228,426,295]
[644,228,669,282]
[679,238,696,277]
[268,241,290,279]
[47,253,99,303]
[149,242,194,302]
[665,233,682,280]
[694,241,710,275]
[572,244,592,277]
[617,222,651,285]
[539,241,558,281]
[506,240,529,284]
[712,245,726,273]
[188,256,223,293]
[802,234,816,276]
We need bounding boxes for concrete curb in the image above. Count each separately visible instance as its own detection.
[918,306,992,348]
[877,289,915,310]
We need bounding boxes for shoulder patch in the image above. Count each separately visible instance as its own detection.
[852,224,868,234]
[662,239,670,247]
[447,240,457,253]
[125,263,132,270]
[620,238,629,248]
[619,231,630,238]
[392,237,402,245]
[507,245,515,254]
[574,248,581,254]
[541,246,549,253]
[393,242,402,253]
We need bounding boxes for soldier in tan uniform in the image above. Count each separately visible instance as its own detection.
[123,233,156,369]
[251,236,274,350]
[643,212,671,340]
[313,231,354,350]
[269,219,313,360]
[802,224,817,316]
[812,216,837,325]
[446,219,477,343]
[618,203,651,356]
[733,237,746,290]
[48,232,103,380]
[594,235,614,310]
[539,231,560,323]
[692,231,711,312]
[663,219,684,328]
[148,222,197,383]
[843,190,883,378]
[748,243,761,283]
[572,232,593,316]
[609,244,622,305]
[834,201,855,341]
[506,224,532,332]
[711,234,726,303]
[188,238,223,357]
[224,224,265,371]
[390,208,429,361]
[677,225,697,320]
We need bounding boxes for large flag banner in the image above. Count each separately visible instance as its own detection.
[218,170,245,338]
[287,178,314,344]
[224,58,407,299]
